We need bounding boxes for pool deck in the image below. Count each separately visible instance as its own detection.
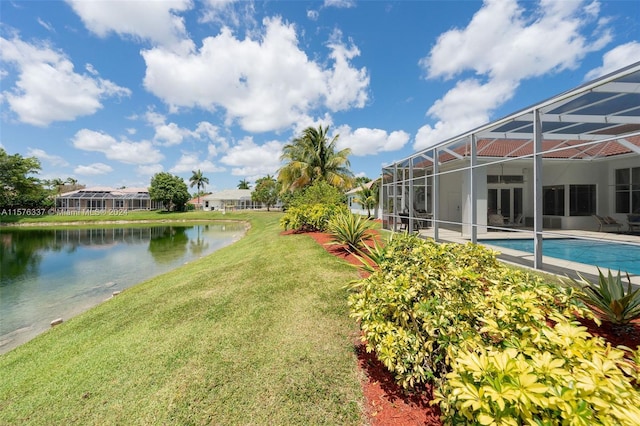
[416,227,640,287]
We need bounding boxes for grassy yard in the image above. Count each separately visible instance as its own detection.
[0,211,366,425]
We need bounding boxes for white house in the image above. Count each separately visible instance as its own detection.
[201,189,260,211]
[381,61,640,272]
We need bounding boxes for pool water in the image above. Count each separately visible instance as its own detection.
[481,238,640,275]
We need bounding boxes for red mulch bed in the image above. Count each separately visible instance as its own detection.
[286,229,640,426]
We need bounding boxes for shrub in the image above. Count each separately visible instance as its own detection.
[280,203,347,232]
[327,212,375,252]
[438,324,640,425]
[349,235,640,424]
[566,268,640,325]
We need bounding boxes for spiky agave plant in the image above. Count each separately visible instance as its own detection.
[326,211,374,253]
[567,268,640,324]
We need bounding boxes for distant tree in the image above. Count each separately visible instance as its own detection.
[354,176,371,186]
[251,175,280,211]
[150,172,190,211]
[189,169,209,210]
[278,125,354,193]
[51,177,65,194]
[66,177,78,186]
[237,179,250,189]
[354,182,379,218]
[0,148,52,208]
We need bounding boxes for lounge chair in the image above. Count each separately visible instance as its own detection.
[628,214,640,233]
[593,215,623,232]
[488,213,522,228]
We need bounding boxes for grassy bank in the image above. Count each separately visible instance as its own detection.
[0,212,365,425]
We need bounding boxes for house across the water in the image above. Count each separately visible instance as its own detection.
[55,187,163,211]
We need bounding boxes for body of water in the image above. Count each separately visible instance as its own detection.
[0,222,245,354]
[481,238,640,275]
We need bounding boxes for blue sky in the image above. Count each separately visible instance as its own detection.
[1,0,639,192]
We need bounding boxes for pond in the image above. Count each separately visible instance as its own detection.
[0,222,246,354]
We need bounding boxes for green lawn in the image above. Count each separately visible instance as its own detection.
[0,211,366,425]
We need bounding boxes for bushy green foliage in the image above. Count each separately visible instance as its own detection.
[280,181,348,232]
[567,268,640,325]
[280,203,348,232]
[349,235,640,424]
[289,180,346,207]
[327,212,375,252]
[0,148,52,208]
[149,172,190,211]
[439,324,640,425]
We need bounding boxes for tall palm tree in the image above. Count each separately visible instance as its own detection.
[237,179,250,189]
[278,125,354,192]
[189,169,209,210]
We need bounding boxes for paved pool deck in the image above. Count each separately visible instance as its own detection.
[415,226,640,287]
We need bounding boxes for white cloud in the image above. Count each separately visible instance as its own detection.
[0,36,131,126]
[415,0,612,150]
[66,0,194,52]
[334,125,410,156]
[199,0,256,28]
[585,42,640,80]
[26,147,69,167]
[74,162,113,175]
[324,0,356,8]
[219,137,282,176]
[72,129,164,164]
[141,16,368,132]
[169,152,225,174]
[137,164,164,176]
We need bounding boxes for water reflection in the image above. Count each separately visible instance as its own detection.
[0,223,244,354]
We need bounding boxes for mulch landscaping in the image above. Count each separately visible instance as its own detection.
[287,229,640,426]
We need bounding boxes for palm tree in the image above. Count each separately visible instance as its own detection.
[278,125,354,192]
[354,182,379,218]
[237,179,250,189]
[66,177,78,186]
[51,177,65,194]
[189,169,209,210]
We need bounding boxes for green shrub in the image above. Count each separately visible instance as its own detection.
[280,203,347,232]
[438,324,640,425]
[566,268,640,325]
[349,235,640,424]
[327,212,375,252]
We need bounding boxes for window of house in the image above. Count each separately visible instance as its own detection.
[543,185,564,215]
[616,167,640,214]
[569,185,596,216]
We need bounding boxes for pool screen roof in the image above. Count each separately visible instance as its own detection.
[389,61,640,169]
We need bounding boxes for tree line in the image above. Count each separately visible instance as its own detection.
[2,125,377,213]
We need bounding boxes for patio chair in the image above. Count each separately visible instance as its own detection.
[593,215,623,232]
[628,214,640,233]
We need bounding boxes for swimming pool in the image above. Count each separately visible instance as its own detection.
[481,238,640,275]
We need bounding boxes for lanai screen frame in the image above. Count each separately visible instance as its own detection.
[381,61,640,271]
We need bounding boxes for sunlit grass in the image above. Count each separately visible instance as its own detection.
[0,212,365,425]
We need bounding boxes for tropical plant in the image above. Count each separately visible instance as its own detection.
[150,172,190,211]
[278,125,354,192]
[0,148,52,208]
[566,268,640,324]
[353,182,378,218]
[189,169,209,210]
[237,179,250,189]
[327,212,375,252]
[251,175,280,211]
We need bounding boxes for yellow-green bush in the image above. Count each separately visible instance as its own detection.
[438,323,640,425]
[280,203,347,232]
[348,234,640,424]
